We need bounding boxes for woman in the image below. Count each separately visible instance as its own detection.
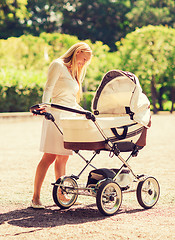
[31,42,92,208]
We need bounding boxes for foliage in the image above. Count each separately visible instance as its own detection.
[116,25,175,113]
[0,28,174,113]
[80,92,95,111]
[0,68,45,112]
[0,84,43,112]
[0,0,28,38]
[1,1,175,52]
[0,33,116,112]
[0,35,50,71]
[55,0,130,51]
[24,0,61,35]
[127,0,175,29]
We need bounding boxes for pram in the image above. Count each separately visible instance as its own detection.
[31,70,160,216]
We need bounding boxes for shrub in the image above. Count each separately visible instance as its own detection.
[80,92,95,111]
[0,33,115,112]
[0,84,43,112]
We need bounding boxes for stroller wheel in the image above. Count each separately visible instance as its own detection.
[96,179,122,216]
[136,176,160,209]
[53,177,78,209]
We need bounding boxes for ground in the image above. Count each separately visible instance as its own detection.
[0,113,175,240]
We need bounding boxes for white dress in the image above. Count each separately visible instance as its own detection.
[40,59,81,155]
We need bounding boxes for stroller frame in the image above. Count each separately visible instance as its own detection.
[31,103,160,216]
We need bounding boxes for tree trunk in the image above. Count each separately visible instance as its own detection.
[158,86,165,111]
[170,86,175,113]
[151,75,158,114]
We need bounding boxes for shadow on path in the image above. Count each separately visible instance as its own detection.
[0,204,105,229]
[0,204,146,229]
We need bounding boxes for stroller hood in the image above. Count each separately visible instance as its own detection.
[91,70,151,127]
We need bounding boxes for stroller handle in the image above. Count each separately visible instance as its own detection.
[30,103,96,122]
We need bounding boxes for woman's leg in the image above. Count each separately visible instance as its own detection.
[32,153,56,205]
[54,155,69,201]
[54,155,69,180]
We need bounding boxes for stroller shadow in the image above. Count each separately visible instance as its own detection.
[0,204,146,229]
[0,204,105,229]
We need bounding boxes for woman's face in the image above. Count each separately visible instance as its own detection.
[76,50,92,67]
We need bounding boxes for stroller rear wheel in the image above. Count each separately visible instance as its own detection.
[136,176,160,209]
[96,179,122,216]
[53,177,78,209]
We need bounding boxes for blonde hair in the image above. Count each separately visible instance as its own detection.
[59,42,92,102]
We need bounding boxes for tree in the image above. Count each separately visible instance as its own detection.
[55,0,175,51]
[1,0,175,53]
[0,0,28,38]
[24,0,62,36]
[127,0,175,30]
[56,0,130,51]
[116,25,175,113]
[0,0,62,38]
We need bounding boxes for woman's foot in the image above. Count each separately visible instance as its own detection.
[31,200,45,209]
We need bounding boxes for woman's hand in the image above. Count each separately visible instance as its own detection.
[33,107,46,116]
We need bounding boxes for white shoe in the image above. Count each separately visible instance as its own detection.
[74,201,82,205]
[31,200,45,209]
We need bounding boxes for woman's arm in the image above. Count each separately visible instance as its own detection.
[42,61,61,103]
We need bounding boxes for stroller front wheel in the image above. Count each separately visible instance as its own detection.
[96,179,122,216]
[53,177,78,209]
[136,176,160,209]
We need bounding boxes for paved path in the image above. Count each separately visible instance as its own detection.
[0,113,175,239]
[1,112,175,207]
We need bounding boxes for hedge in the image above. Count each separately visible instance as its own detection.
[1,30,174,113]
[0,83,94,112]
[0,33,117,112]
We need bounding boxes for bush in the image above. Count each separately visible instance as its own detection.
[116,25,175,112]
[80,92,95,111]
[1,30,175,113]
[0,84,43,112]
[0,68,45,112]
[0,33,116,112]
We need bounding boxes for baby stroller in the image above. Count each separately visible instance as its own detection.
[31,70,160,216]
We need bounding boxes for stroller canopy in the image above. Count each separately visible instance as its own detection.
[92,70,151,127]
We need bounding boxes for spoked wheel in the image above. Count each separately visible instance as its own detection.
[96,179,122,216]
[53,177,78,209]
[136,177,160,209]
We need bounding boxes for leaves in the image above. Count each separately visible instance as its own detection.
[0,33,114,111]
[0,27,174,112]
[116,25,175,111]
